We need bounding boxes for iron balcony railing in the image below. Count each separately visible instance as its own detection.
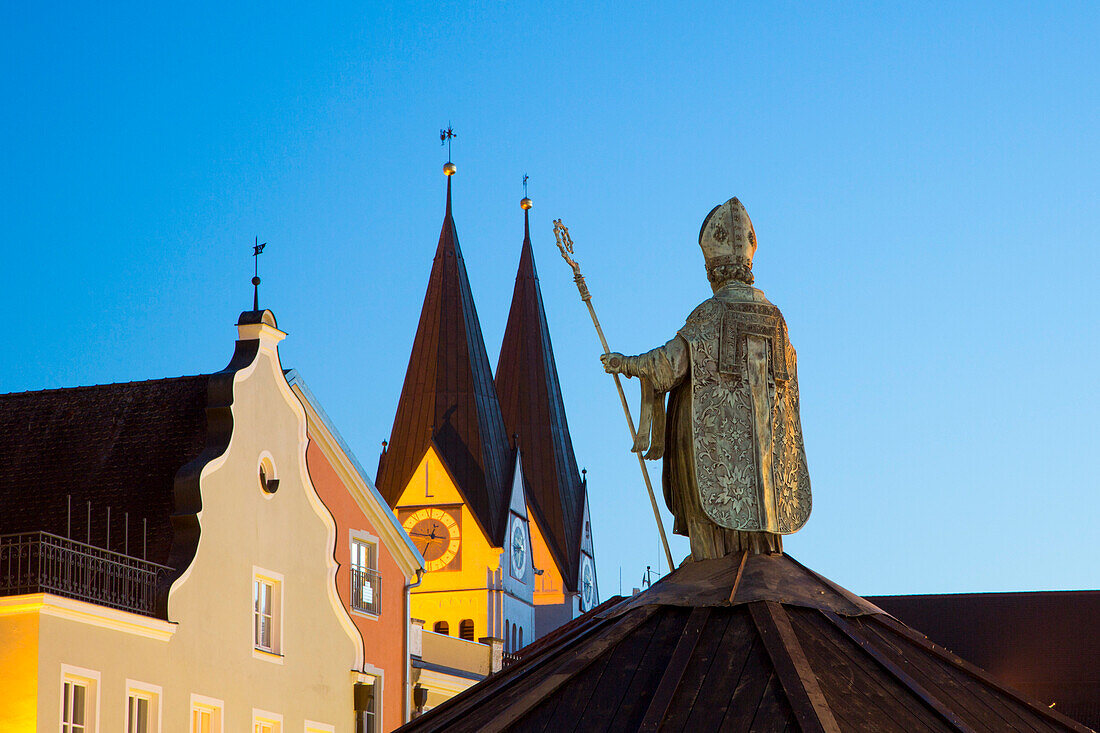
[351,566,381,615]
[0,531,172,617]
[502,651,522,669]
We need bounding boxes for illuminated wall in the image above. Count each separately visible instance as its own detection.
[394,447,534,649]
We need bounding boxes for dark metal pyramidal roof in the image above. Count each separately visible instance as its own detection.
[398,552,1091,733]
[496,206,587,592]
[376,176,514,546]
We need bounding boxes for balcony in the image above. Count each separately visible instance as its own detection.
[351,565,381,615]
[0,531,172,617]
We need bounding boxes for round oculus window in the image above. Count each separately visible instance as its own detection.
[258,455,279,494]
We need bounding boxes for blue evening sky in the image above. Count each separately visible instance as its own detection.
[2,2,1097,597]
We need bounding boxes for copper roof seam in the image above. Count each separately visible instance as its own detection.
[452,606,661,733]
[637,606,713,731]
[749,600,841,733]
[868,615,1093,733]
[823,610,975,733]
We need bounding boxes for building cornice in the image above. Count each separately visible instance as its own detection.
[0,593,176,641]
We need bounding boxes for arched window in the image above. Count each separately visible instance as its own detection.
[511,624,517,652]
[433,621,449,635]
[459,619,475,641]
[518,627,523,649]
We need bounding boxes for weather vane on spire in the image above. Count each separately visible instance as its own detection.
[523,174,529,197]
[440,125,457,176]
[252,236,267,311]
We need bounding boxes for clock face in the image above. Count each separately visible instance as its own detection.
[581,556,595,610]
[401,507,461,572]
[509,517,527,580]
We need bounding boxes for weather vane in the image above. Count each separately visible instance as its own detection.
[521,174,532,210]
[252,236,267,311]
[440,125,456,157]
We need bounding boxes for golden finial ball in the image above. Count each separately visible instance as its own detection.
[520,197,533,210]
[443,161,457,176]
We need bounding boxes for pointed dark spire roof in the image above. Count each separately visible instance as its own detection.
[496,205,586,591]
[377,176,514,545]
[397,552,1092,732]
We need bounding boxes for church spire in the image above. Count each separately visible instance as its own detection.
[377,161,514,546]
[496,188,587,592]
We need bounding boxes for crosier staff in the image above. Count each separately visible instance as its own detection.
[553,220,674,571]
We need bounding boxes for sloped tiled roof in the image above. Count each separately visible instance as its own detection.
[0,376,209,565]
[376,177,514,546]
[495,207,586,591]
[868,590,1100,730]
[398,552,1090,732]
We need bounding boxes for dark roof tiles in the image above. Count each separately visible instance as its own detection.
[0,376,209,565]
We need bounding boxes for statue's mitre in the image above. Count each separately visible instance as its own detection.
[698,196,757,273]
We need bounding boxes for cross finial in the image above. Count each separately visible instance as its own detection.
[252,236,267,311]
[523,174,529,197]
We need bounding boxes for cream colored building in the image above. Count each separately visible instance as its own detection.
[0,310,382,732]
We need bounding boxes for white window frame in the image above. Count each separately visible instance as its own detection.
[252,566,285,662]
[61,664,100,733]
[252,708,283,733]
[125,680,161,733]
[304,723,335,733]
[355,669,383,733]
[349,530,380,617]
[189,694,223,733]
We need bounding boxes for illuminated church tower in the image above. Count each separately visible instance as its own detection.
[496,195,598,632]
[376,165,536,652]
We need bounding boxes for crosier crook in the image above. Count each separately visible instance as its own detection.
[553,219,674,571]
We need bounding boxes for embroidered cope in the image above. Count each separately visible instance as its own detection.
[619,281,811,558]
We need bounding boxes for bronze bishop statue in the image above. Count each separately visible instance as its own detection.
[602,197,811,560]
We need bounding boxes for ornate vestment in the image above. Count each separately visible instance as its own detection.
[626,282,811,550]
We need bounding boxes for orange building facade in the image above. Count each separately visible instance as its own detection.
[288,372,425,731]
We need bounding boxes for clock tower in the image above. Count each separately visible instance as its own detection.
[496,195,599,633]
[376,165,535,652]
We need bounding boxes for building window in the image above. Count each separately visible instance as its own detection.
[126,681,161,733]
[504,621,510,652]
[62,682,88,733]
[351,537,381,615]
[433,620,449,635]
[61,665,98,733]
[305,723,335,733]
[253,568,283,655]
[258,454,279,494]
[252,709,282,733]
[62,680,87,733]
[458,619,474,641]
[354,681,377,733]
[518,627,523,649]
[190,695,223,733]
[511,624,517,652]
